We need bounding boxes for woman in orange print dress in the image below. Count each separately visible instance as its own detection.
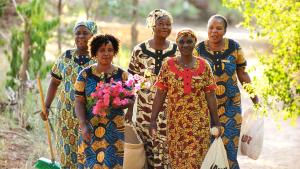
[150,29,222,169]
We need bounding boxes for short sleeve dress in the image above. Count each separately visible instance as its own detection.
[128,40,178,167]
[155,57,217,168]
[74,64,128,169]
[195,38,247,169]
[51,49,95,169]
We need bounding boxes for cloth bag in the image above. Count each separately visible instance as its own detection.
[123,123,146,169]
[201,137,229,169]
[240,107,264,160]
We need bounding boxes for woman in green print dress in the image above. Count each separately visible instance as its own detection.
[40,20,97,169]
[195,15,259,169]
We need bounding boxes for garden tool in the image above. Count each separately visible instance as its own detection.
[34,77,60,169]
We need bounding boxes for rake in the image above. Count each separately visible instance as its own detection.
[34,77,60,169]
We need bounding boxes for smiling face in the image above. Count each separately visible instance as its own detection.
[153,15,172,38]
[177,35,196,57]
[207,18,226,44]
[74,26,93,50]
[96,41,115,66]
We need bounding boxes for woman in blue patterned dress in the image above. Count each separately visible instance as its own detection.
[40,20,97,169]
[195,15,259,169]
[74,34,135,169]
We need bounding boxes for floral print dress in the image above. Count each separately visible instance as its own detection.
[155,57,217,168]
[74,64,128,169]
[195,38,247,169]
[51,49,95,169]
[128,40,177,168]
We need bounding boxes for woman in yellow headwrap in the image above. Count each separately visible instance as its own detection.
[150,28,222,168]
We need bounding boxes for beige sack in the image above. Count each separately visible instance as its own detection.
[123,123,146,169]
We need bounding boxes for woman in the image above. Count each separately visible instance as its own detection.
[40,20,97,169]
[150,29,222,168]
[128,9,178,168]
[195,15,259,169]
[75,34,134,169]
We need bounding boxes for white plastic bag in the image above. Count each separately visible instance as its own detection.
[240,107,264,160]
[123,123,146,169]
[201,137,230,169]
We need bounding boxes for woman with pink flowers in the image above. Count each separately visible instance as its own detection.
[74,34,134,169]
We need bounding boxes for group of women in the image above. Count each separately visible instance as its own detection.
[40,8,258,169]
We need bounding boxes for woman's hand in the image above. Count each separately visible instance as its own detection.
[211,126,223,138]
[251,95,259,105]
[149,121,157,138]
[40,107,50,121]
[125,104,134,123]
[81,124,92,143]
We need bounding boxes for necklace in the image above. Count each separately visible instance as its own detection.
[179,57,195,68]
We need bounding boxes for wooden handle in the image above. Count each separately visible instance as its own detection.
[37,76,55,162]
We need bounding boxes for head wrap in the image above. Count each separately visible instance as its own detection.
[73,20,98,35]
[176,28,197,43]
[146,9,173,28]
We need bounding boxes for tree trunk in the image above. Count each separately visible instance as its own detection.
[131,0,138,50]
[187,0,210,20]
[57,0,62,54]
[84,0,93,19]
[18,21,30,127]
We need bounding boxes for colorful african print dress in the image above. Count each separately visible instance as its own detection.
[195,38,246,169]
[51,49,95,169]
[74,64,128,169]
[128,40,177,168]
[155,57,216,169]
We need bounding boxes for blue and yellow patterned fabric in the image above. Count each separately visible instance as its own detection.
[195,38,246,169]
[51,49,95,169]
[73,20,98,35]
[74,64,128,169]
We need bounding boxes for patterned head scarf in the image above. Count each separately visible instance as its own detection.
[176,28,197,44]
[73,20,98,35]
[146,9,173,28]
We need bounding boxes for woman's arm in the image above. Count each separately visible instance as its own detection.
[40,77,61,121]
[150,89,167,137]
[237,68,259,104]
[205,91,221,127]
[124,98,135,122]
[75,96,91,143]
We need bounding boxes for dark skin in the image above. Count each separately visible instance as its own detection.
[207,18,259,104]
[125,15,173,122]
[150,35,221,138]
[149,15,172,50]
[75,41,135,143]
[40,25,93,120]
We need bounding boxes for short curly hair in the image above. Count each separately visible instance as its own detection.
[88,34,120,58]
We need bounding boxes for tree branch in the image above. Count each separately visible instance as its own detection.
[11,0,25,23]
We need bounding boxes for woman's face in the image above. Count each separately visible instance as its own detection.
[153,16,172,38]
[96,41,115,66]
[74,26,93,50]
[177,35,196,57]
[207,18,226,44]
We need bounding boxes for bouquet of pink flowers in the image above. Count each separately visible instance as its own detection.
[91,74,150,117]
